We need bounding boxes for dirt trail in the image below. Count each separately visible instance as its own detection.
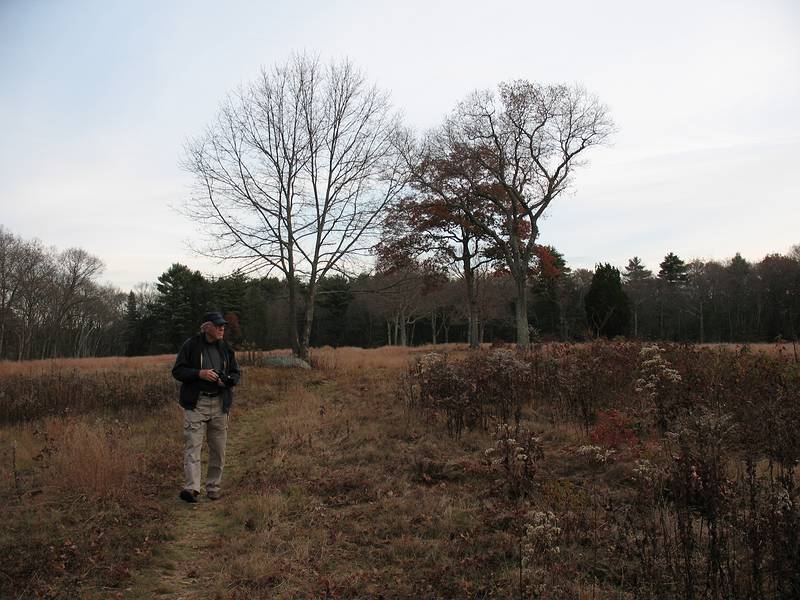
[116,401,274,599]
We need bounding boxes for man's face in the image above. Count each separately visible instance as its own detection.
[204,322,225,342]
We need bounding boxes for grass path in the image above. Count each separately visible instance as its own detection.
[115,397,280,599]
[108,364,520,598]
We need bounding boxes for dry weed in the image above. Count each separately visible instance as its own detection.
[44,418,136,501]
[0,354,173,376]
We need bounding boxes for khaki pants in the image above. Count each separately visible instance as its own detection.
[183,395,228,494]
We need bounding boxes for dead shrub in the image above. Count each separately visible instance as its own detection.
[403,349,534,438]
[46,419,136,502]
[0,367,176,423]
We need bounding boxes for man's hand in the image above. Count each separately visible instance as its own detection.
[199,369,219,382]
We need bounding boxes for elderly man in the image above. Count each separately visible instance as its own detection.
[172,311,241,502]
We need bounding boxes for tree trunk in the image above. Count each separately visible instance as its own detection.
[463,252,480,349]
[287,275,301,357]
[431,311,437,345]
[698,300,705,344]
[469,312,479,347]
[513,272,530,349]
[399,309,408,346]
[16,330,24,361]
[299,283,317,361]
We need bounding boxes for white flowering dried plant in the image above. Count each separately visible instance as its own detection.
[632,459,657,484]
[521,510,562,566]
[634,345,683,432]
[484,423,544,499]
[576,444,616,465]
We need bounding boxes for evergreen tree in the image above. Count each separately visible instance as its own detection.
[656,252,689,339]
[211,271,248,317]
[154,264,211,351]
[312,276,354,347]
[658,252,688,284]
[758,254,800,341]
[123,291,142,356]
[624,256,652,282]
[685,260,713,343]
[239,276,288,350]
[724,253,753,340]
[624,257,653,338]
[585,263,630,338]
[530,245,570,340]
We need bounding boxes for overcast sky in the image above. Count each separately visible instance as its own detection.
[1,0,798,290]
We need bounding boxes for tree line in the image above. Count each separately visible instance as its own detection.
[4,56,797,359]
[2,225,797,361]
[0,227,123,360]
[97,241,800,354]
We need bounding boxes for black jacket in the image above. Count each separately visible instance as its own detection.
[171,333,241,413]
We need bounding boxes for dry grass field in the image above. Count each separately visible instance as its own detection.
[1,342,798,599]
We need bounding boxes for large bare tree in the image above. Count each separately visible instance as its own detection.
[409,81,613,348]
[184,55,406,359]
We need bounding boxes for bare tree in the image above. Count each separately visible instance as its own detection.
[410,81,613,348]
[70,284,125,357]
[0,227,24,357]
[42,248,104,357]
[13,241,55,360]
[184,54,407,359]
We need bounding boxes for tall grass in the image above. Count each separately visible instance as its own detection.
[0,354,174,375]
[31,418,136,501]
[404,341,800,598]
[0,366,177,422]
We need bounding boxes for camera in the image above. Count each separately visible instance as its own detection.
[213,369,233,387]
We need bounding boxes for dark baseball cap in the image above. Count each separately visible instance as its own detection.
[202,311,228,326]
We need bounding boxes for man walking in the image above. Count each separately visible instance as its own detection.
[172,311,241,502]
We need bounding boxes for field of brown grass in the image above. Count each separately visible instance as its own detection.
[0,354,174,376]
[1,342,797,598]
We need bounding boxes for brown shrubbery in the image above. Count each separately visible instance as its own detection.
[405,348,533,437]
[0,367,177,422]
[0,360,179,598]
[404,342,800,599]
[3,344,798,598]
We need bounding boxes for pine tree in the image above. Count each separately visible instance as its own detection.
[657,252,689,339]
[658,252,688,284]
[624,257,653,338]
[724,253,752,340]
[531,245,571,340]
[624,256,652,282]
[154,263,211,351]
[123,291,141,356]
[585,263,630,338]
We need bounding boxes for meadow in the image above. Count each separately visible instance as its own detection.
[0,342,797,599]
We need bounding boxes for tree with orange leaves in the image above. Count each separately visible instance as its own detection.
[404,81,613,348]
[376,192,491,348]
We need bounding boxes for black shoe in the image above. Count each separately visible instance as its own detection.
[180,489,199,503]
